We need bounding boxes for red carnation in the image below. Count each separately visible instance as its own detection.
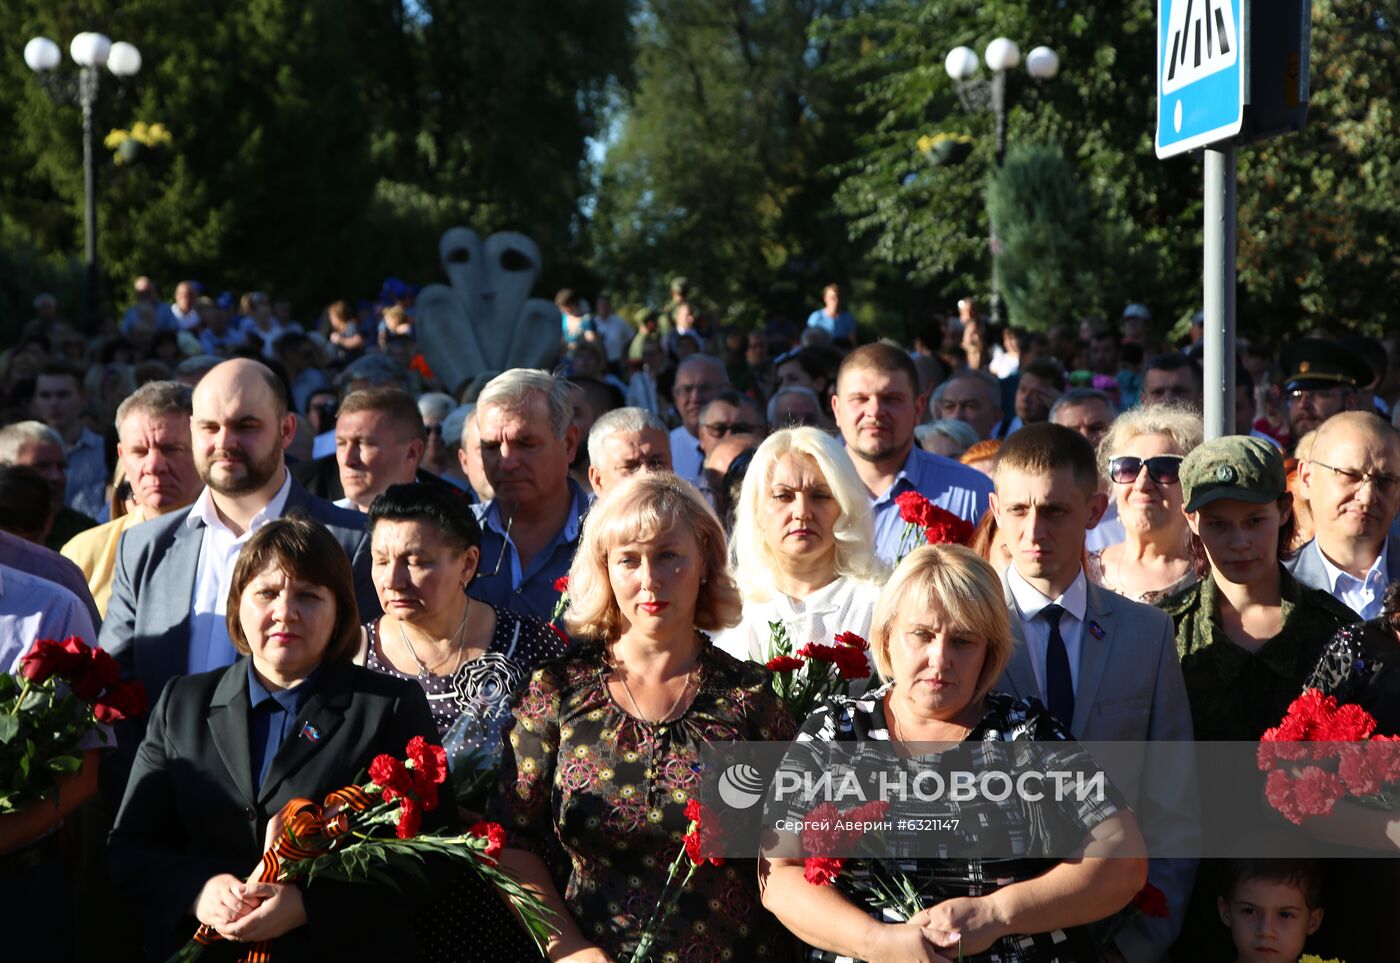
[834,631,868,651]
[803,856,844,886]
[1337,745,1383,797]
[800,801,842,855]
[830,646,869,681]
[1315,701,1377,744]
[766,655,804,673]
[395,796,422,839]
[17,637,87,684]
[1265,770,1303,824]
[796,642,842,664]
[553,576,569,593]
[93,680,149,724]
[369,754,413,801]
[1131,882,1170,919]
[923,506,974,546]
[681,798,725,866]
[69,647,121,701]
[468,820,507,862]
[406,736,448,786]
[895,491,935,528]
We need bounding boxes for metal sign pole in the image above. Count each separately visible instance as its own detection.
[1202,145,1237,441]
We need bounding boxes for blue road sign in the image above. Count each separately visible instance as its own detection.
[1156,0,1246,158]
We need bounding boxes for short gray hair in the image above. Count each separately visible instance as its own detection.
[0,421,64,463]
[418,392,456,423]
[115,380,194,430]
[1050,388,1114,424]
[675,352,729,385]
[476,368,573,438]
[587,406,668,466]
[767,385,822,425]
[945,368,1001,400]
[441,404,473,448]
[915,418,979,455]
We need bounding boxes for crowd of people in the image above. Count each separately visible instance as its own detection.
[2,274,1400,963]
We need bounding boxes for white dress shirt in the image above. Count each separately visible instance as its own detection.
[0,563,98,671]
[1318,541,1389,620]
[185,469,293,675]
[1006,565,1088,701]
[1084,500,1126,554]
[711,575,882,667]
[669,425,704,485]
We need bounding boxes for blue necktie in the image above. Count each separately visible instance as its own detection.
[1042,603,1075,729]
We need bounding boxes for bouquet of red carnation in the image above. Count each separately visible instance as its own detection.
[167,736,554,962]
[800,800,925,919]
[629,798,725,962]
[0,636,147,814]
[1257,688,1400,825]
[894,491,973,561]
[763,623,870,721]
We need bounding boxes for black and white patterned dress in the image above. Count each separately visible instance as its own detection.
[779,683,1124,963]
[364,604,568,963]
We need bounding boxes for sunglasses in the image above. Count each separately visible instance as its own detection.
[702,421,758,438]
[1109,455,1184,485]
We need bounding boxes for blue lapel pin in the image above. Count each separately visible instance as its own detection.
[1087,620,1105,641]
[300,721,322,743]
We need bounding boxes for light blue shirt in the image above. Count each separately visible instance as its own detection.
[1319,542,1390,620]
[0,563,98,673]
[469,479,588,623]
[805,308,856,340]
[64,427,108,522]
[868,446,993,564]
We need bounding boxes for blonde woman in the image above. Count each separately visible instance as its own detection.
[1089,405,1205,604]
[491,473,795,963]
[760,545,1147,962]
[713,427,887,664]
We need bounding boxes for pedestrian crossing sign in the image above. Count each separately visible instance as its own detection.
[1156,0,1246,158]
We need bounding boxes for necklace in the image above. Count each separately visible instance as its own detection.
[611,649,699,725]
[397,600,472,683]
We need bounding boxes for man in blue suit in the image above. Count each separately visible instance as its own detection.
[99,359,378,786]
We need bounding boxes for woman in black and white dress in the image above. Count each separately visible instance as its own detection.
[362,482,567,962]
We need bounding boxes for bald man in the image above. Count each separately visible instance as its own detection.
[99,359,380,781]
[1288,411,1400,618]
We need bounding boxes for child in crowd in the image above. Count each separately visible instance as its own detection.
[1218,859,1325,963]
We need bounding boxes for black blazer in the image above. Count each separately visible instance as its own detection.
[108,658,453,962]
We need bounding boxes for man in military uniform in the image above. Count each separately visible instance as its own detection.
[1279,338,1372,443]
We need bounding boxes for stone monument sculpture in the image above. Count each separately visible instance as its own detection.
[415,228,559,394]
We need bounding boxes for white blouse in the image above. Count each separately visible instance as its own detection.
[711,575,884,666]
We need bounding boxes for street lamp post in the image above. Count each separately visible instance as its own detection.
[24,33,142,328]
[945,40,1059,325]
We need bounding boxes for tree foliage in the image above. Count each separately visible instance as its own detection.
[588,0,872,319]
[0,0,631,323]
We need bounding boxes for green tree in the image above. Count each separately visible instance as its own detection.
[588,0,872,321]
[987,144,1105,330]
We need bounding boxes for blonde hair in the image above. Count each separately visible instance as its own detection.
[869,544,1011,705]
[565,472,742,640]
[1096,403,1203,481]
[730,428,886,603]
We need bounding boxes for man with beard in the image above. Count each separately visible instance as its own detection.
[99,358,378,732]
[831,342,992,564]
[1289,411,1400,618]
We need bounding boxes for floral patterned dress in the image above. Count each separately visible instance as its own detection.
[491,637,797,962]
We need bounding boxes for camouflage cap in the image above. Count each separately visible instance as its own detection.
[1181,435,1286,513]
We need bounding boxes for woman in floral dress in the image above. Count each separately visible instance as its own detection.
[492,473,796,962]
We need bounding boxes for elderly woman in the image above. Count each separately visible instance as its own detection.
[1088,405,1205,604]
[109,517,449,961]
[761,545,1148,963]
[713,427,886,664]
[362,482,565,961]
[492,473,795,963]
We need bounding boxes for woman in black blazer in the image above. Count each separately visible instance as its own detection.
[109,517,452,961]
